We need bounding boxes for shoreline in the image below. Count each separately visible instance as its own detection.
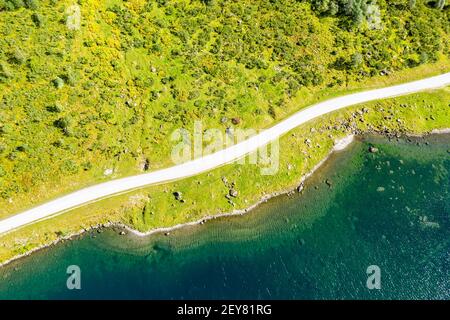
[0,128,449,268]
[123,134,356,237]
[1,72,449,236]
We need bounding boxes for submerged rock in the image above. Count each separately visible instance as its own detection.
[369,146,379,153]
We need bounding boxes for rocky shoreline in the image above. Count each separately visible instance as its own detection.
[1,128,449,268]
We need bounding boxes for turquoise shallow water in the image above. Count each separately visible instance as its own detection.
[0,134,449,299]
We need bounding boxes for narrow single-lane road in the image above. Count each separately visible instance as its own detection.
[1,72,449,234]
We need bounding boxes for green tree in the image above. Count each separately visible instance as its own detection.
[351,52,363,69]
[0,165,6,177]
[0,62,13,82]
[31,12,43,27]
[10,49,26,65]
[52,77,64,89]
[24,0,37,9]
[54,117,70,130]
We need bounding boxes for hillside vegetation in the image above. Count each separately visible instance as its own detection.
[0,88,448,263]
[0,0,449,213]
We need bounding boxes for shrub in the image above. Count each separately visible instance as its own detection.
[46,103,64,113]
[82,161,92,171]
[0,124,12,135]
[0,165,6,177]
[419,52,429,64]
[10,49,26,65]
[188,90,200,100]
[16,145,29,152]
[351,52,364,69]
[150,90,160,101]
[54,117,70,130]
[2,0,25,11]
[312,0,372,25]
[201,0,215,6]
[60,159,78,174]
[312,0,339,16]
[0,62,13,82]
[268,106,277,120]
[52,77,64,89]
[31,12,43,27]
[61,71,77,86]
[24,0,37,9]
[52,139,63,148]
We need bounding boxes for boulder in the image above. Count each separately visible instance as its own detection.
[231,117,241,125]
[368,146,379,153]
[173,191,183,201]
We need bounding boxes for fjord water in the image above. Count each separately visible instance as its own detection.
[0,134,449,299]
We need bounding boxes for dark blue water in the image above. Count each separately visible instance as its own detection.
[0,134,449,299]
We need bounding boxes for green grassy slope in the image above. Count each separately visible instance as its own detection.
[0,88,448,263]
[0,0,449,216]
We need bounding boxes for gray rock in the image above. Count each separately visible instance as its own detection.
[369,146,379,153]
[222,176,228,185]
[173,191,183,201]
[142,158,150,171]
